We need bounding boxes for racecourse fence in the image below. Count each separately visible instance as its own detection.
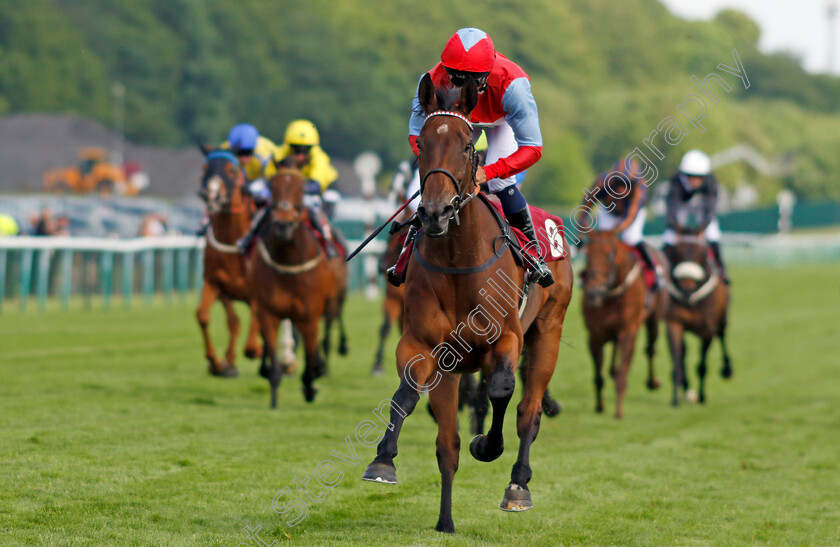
[0,229,837,313]
[0,234,384,313]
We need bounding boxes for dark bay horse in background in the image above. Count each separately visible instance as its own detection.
[362,75,574,533]
[581,230,666,418]
[251,168,348,408]
[664,235,732,405]
[196,147,262,377]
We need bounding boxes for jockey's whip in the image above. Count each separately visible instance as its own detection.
[346,189,420,261]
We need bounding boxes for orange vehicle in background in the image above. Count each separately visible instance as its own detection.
[42,148,147,196]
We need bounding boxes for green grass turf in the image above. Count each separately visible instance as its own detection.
[1,264,839,546]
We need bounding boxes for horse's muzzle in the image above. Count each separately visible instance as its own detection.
[272,220,297,241]
[417,204,454,238]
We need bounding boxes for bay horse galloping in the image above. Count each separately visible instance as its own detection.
[251,168,348,408]
[582,230,667,418]
[664,235,732,405]
[196,147,262,377]
[362,75,573,533]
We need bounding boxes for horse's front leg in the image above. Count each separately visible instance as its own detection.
[667,320,685,407]
[196,282,223,375]
[429,373,461,533]
[589,332,607,413]
[220,295,240,376]
[470,332,519,463]
[644,312,661,390]
[257,311,282,409]
[296,316,325,403]
[243,298,262,360]
[614,328,639,419]
[363,337,433,484]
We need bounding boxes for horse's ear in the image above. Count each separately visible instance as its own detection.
[458,76,478,116]
[198,143,212,157]
[418,73,438,116]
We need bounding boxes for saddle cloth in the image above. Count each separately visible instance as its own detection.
[486,201,566,263]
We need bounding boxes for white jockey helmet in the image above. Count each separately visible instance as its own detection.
[679,150,712,177]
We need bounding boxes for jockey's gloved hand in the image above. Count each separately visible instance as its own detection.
[304,180,322,195]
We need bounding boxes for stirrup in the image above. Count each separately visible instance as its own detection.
[386,265,403,287]
[529,261,554,288]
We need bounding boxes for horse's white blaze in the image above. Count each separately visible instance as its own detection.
[436,124,449,135]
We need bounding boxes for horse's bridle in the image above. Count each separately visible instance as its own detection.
[419,111,481,222]
[201,150,246,214]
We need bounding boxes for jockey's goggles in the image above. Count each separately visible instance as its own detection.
[235,148,254,157]
[290,144,313,156]
[444,68,490,91]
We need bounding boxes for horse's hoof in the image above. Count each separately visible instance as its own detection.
[302,383,318,403]
[500,484,533,512]
[338,340,348,356]
[596,404,604,414]
[282,361,298,377]
[646,378,661,390]
[258,363,271,380]
[244,347,261,360]
[434,519,455,533]
[686,389,699,403]
[362,462,397,484]
[469,434,503,462]
[542,397,562,417]
[220,365,239,378]
[371,365,384,377]
[721,364,733,379]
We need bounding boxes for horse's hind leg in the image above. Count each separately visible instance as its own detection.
[697,336,713,404]
[644,313,661,390]
[719,317,733,379]
[667,321,685,407]
[220,296,240,376]
[472,374,489,435]
[243,299,262,360]
[196,282,223,376]
[337,295,349,356]
[429,374,461,533]
[520,354,560,417]
[503,330,561,512]
[278,320,298,375]
[371,309,391,375]
[470,334,518,463]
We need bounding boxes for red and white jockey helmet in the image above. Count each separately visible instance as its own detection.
[440,28,496,73]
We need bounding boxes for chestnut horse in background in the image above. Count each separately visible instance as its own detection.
[251,168,348,408]
[362,75,574,533]
[372,224,408,376]
[581,230,667,418]
[664,235,732,405]
[195,148,261,377]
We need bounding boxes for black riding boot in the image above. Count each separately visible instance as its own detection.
[236,207,269,254]
[507,207,554,288]
[307,206,338,259]
[634,242,661,291]
[709,241,730,285]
